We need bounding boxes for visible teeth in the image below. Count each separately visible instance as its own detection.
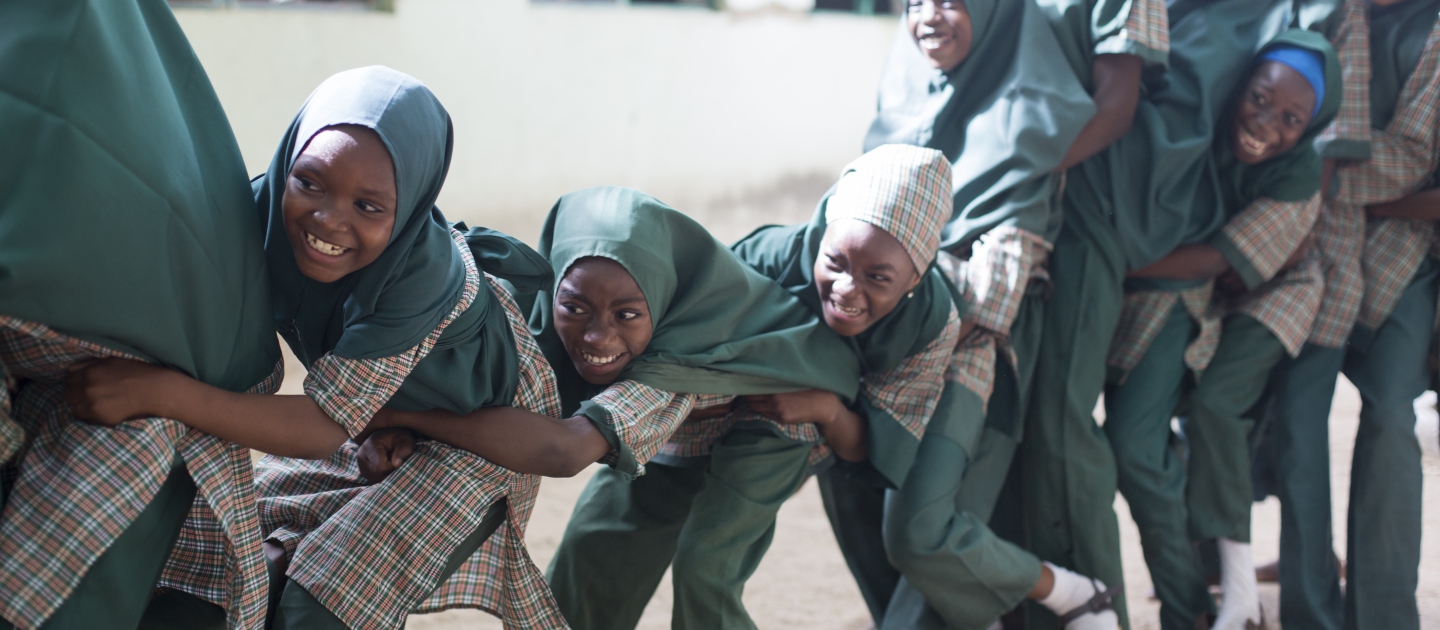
[833,302,863,317]
[1239,129,1268,156]
[918,33,948,50]
[582,351,621,366]
[305,232,350,256]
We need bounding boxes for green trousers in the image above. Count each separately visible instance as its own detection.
[816,468,894,624]
[881,381,1042,630]
[1183,314,1285,543]
[1018,214,1128,629]
[1103,303,1212,630]
[0,460,196,630]
[548,428,812,630]
[264,497,507,630]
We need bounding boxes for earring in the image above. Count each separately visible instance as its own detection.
[907,291,914,298]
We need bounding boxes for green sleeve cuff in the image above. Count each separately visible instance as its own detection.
[575,400,639,480]
[1211,234,1266,291]
[1314,137,1371,161]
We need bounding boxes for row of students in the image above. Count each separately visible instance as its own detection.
[1,1,1435,630]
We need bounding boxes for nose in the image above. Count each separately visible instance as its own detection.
[583,318,616,350]
[311,198,346,233]
[832,273,858,301]
[921,0,941,24]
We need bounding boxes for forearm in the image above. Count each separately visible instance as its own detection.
[1127,244,1229,281]
[820,407,867,463]
[1055,54,1143,172]
[1367,188,1440,221]
[159,377,347,458]
[387,406,611,477]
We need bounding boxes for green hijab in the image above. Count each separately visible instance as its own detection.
[731,189,959,487]
[1066,0,1304,276]
[255,67,553,413]
[0,0,277,392]
[864,0,1097,248]
[1369,0,1440,129]
[526,187,863,418]
[1212,30,1342,219]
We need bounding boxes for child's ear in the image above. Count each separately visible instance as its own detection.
[907,268,924,293]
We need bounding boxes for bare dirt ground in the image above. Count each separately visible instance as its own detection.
[272,351,1438,629]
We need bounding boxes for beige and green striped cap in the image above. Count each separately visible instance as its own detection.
[826,144,952,275]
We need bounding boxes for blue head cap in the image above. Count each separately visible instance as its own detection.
[1259,45,1326,118]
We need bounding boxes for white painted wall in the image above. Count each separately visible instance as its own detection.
[175,0,899,243]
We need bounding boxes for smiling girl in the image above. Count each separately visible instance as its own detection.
[1106,31,1339,630]
[65,67,575,630]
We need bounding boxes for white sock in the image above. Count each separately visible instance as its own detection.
[1212,537,1260,629]
[1038,562,1119,630]
[1414,392,1440,458]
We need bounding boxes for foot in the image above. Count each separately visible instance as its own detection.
[1212,538,1260,630]
[1037,562,1120,630]
[1414,391,1439,457]
[1254,558,1278,583]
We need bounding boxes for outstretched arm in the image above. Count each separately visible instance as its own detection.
[66,358,349,459]
[1055,54,1145,172]
[1366,188,1440,221]
[744,390,866,463]
[372,406,612,478]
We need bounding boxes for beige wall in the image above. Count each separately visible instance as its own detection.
[175,0,898,243]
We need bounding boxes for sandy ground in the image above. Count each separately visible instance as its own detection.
[272,350,1439,629]
[391,375,1440,629]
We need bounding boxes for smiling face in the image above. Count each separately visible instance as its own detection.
[813,219,924,337]
[282,125,398,283]
[553,257,655,385]
[1230,60,1317,165]
[907,0,974,72]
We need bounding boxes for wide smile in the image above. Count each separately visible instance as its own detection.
[304,231,352,258]
[826,298,866,321]
[580,350,624,366]
[917,32,952,51]
[1237,127,1270,158]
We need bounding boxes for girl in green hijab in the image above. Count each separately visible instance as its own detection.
[67,66,574,630]
[1104,30,1339,630]
[0,0,280,627]
[374,186,863,630]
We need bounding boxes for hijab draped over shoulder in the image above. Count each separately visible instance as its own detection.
[526,186,863,417]
[864,0,1097,249]
[732,145,962,486]
[255,66,551,412]
[0,0,277,392]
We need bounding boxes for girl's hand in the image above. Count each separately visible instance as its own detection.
[685,399,736,422]
[743,389,843,425]
[64,358,177,426]
[356,428,415,483]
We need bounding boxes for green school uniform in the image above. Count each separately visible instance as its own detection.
[0,1,277,626]
[539,187,866,630]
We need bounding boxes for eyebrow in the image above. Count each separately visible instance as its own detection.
[868,262,898,272]
[358,187,396,203]
[614,296,647,306]
[557,288,588,301]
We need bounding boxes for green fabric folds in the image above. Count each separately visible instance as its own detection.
[0,0,277,392]
[255,67,553,413]
[863,1,1097,248]
[731,191,960,487]
[1368,0,1440,129]
[526,186,863,417]
[1065,0,1303,280]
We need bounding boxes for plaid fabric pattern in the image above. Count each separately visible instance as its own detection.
[828,144,952,273]
[1231,258,1325,357]
[945,326,999,409]
[0,317,282,630]
[0,361,20,465]
[592,381,732,475]
[1221,195,1322,284]
[1314,0,1373,152]
[256,230,567,629]
[1333,15,1440,328]
[660,307,961,468]
[1107,284,1222,377]
[1095,0,1171,63]
[1308,198,1368,347]
[938,227,1051,371]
